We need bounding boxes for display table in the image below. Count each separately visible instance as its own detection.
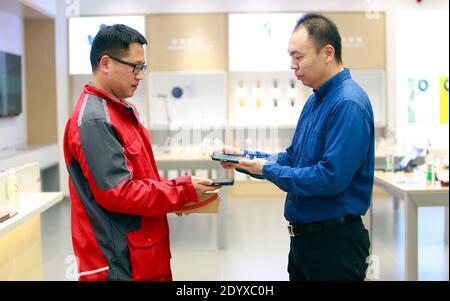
[373,171,449,281]
[0,144,58,170]
[0,192,64,280]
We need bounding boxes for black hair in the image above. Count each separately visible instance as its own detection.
[90,24,147,71]
[294,13,342,64]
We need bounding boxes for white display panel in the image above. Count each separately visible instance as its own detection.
[69,16,146,75]
[229,71,307,127]
[228,13,302,72]
[149,72,227,129]
[229,70,385,127]
[395,10,449,150]
[351,70,386,127]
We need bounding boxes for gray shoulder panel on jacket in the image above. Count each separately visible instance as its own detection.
[79,96,130,190]
[78,94,110,127]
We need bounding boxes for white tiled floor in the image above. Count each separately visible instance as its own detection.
[41,192,449,281]
[168,196,289,281]
[41,198,74,281]
[369,195,449,281]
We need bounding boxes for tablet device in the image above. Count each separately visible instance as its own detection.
[211,152,247,163]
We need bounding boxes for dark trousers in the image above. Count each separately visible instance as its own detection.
[288,216,370,281]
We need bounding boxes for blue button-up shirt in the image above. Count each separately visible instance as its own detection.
[247,68,374,224]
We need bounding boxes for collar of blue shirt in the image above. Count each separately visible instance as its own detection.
[313,68,351,101]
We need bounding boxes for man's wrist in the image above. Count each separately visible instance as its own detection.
[242,149,257,159]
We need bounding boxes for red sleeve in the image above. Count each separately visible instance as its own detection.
[73,119,199,216]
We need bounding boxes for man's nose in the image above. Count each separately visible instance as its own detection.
[290,59,297,70]
[135,72,145,80]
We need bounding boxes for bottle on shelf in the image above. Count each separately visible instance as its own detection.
[6,167,20,216]
[425,151,434,185]
[237,80,246,108]
[385,146,395,173]
[272,80,279,108]
[424,140,434,185]
[255,80,262,108]
[289,79,296,107]
[290,79,296,89]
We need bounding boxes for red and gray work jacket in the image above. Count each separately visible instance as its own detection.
[63,84,199,281]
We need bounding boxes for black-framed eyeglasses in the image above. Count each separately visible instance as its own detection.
[108,55,148,75]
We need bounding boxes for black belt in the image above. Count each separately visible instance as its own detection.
[288,215,360,236]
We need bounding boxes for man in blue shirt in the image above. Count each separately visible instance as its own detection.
[220,13,374,280]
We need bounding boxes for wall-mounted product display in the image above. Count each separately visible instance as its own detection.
[229,12,386,71]
[229,72,309,127]
[407,78,416,124]
[146,14,227,72]
[0,51,21,117]
[228,13,301,71]
[68,16,146,74]
[405,77,436,125]
[227,12,387,127]
[149,72,227,129]
[395,10,449,149]
[440,76,449,125]
[323,12,386,69]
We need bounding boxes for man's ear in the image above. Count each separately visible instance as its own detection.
[98,55,111,74]
[323,45,335,63]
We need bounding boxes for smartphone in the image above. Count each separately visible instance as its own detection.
[211,152,246,163]
[211,178,235,186]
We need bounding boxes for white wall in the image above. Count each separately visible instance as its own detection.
[76,0,448,15]
[0,9,27,151]
[55,1,70,196]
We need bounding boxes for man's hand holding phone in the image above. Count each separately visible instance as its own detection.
[211,145,267,176]
[191,176,217,199]
[211,146,244,169]
[177,176,219,217]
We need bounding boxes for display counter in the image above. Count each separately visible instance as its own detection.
[0,192,64,280]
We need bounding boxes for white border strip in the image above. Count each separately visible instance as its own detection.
[78,266,109,277]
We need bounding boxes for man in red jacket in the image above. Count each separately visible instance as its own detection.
[63,24,217,281]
